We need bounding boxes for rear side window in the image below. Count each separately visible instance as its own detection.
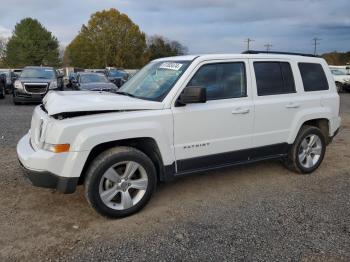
[188,62,246,100]
[298,63,329,91]
[254,62,295,96]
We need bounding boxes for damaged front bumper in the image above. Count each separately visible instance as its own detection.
[17,133,79,193]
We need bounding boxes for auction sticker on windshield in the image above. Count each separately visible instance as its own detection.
[159,62,183,71]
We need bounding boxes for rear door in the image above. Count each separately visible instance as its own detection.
[249,59,301,156]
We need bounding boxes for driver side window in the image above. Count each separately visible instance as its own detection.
[187,62,247,100]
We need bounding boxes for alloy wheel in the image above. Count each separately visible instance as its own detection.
[98,161,148,210]
[298,134,322,169]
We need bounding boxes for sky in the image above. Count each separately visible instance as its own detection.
[0,0,349,55]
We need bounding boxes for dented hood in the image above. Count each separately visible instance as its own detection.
[42,91,164,116]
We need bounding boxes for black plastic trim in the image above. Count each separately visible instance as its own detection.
[18,159,78,193]
[173,143,291,176]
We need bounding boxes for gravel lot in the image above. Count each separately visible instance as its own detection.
[0,93,349,261]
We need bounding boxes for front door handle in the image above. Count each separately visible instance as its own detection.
[285,103,300,109]
[232,108,250,114]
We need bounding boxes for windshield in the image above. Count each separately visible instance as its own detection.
[0,71,10,77]
[118,60,191,101]
[331,69,347,75]
[21,68,56,79]
[109,70,127,78]
[80,74,109,83]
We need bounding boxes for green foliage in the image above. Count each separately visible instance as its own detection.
[146,35,188,61]
[322,51,350,65]
[5,18,60,67]
[65,9,147,69]
[0,37,7,67]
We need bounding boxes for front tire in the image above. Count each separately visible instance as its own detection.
[84,147,157,218]
[284,125,326,174]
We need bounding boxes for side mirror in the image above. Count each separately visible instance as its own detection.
[177,86,206,105]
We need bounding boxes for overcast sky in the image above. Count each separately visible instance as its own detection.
[0,0,349,54]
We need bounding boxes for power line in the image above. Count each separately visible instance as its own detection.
[312,37,322,55]
[244,38,254,51]
[264,43,273,53]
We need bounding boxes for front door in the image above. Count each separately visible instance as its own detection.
[172,60,254,173]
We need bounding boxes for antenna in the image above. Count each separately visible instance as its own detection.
[264,43,273,53]
[312,37,322,55]
[244,38,255,51]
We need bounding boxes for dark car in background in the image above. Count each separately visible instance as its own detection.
[72,72,118,92]
[13,69,22,77]
[104,68,129,87]
[0,73,5,99]
[13,66,64,105]
[0,69,17,94]
[66,72,77,88]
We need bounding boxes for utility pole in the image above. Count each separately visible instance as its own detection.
[244,38,254,51]
[312,37,322,55]
[264,43,273,53]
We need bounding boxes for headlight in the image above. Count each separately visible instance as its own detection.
[42,142,70,153]
[14,80,23,89]
[49,80,58,89]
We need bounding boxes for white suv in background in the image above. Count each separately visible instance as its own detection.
[330,68,350,92]
[17,52,341,218]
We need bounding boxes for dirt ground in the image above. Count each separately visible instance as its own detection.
[0,93,349,261]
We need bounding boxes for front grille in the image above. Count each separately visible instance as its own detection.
[24,83,48,94]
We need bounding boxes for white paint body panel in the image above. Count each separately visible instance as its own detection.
[43,90,164,116]
[172,59,254,161]
[17,54,341,179]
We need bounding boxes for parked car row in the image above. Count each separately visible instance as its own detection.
[12,66,64,105]
[330,67,350,92]
[72,68,129,88]
[0,66,132,105]
[70,72,118,92]
[0,69,17,94]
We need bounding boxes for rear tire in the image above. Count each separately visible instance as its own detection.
[284,125,326,174]
[84,146,157,218]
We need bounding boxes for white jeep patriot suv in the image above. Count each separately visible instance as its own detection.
[17,52,341,218]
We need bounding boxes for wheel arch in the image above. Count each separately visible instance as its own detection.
[290,117,331,145]
[78,137,171,185]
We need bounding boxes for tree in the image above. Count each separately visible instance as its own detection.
[65,8,147,69]
[146,35,188,61]
[5,18,60,67]
[0,36,7,67]
[322,51,350,65]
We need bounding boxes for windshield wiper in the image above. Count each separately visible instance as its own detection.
[116,91,136,98]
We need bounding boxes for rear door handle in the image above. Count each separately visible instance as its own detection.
[285,103,300,109]
[232,108,250,114]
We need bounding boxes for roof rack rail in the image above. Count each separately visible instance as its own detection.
[242,50,318,57]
